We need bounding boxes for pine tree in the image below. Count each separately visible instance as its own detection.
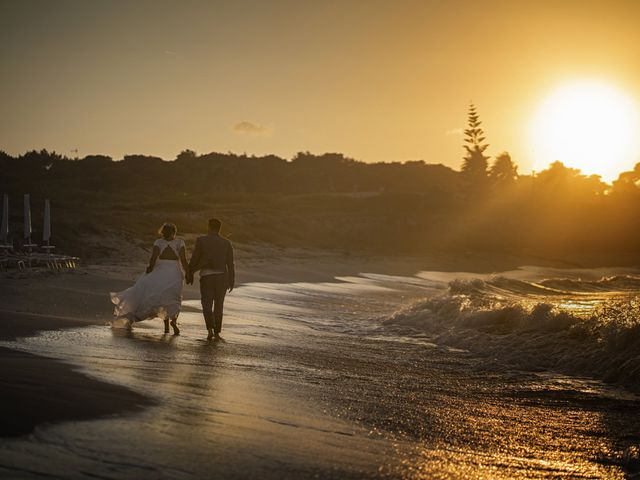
[461,103,490,179]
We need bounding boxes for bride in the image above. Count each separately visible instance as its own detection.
[110,223,189,334]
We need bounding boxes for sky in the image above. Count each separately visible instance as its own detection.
[1,0,640,175]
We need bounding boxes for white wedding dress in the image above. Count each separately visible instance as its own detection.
[110,238,185,326]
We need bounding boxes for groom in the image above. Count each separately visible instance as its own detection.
[186,218,235,340]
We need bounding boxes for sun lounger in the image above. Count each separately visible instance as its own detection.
[0,195,80,272]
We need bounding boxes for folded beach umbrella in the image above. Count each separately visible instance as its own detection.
[23,194,32,243]
[1,194,8,244]
[43,199,51,244]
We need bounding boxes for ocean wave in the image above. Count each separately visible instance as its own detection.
[384,275,640,390]
[538,275,640,292]
[447,274,640,297]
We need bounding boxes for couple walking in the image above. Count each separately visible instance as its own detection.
[110,218,235,340]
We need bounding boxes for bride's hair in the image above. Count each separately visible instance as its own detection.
[159,223,177,240]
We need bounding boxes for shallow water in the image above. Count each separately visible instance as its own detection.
[1,270,639,478]
[387,267,640,392]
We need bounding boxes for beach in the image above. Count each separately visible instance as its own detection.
[0,272,148,437]
[0,248,437,440]
[1,251,639,478]
[5,1,640,477]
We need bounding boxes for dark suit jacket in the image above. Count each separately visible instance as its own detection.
[188,233,235,286]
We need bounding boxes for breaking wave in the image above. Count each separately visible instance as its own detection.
[385,275,640,390]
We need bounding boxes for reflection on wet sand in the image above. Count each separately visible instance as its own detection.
[0,271,639,478]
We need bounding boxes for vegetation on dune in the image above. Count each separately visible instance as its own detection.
[2,106,640,262]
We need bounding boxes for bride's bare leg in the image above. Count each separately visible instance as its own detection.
[125,313,135,331]
[170,315,180,335]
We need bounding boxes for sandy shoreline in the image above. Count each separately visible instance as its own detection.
[0,344,151,437]
[0,249,541,439]
[1,250,639,478]
[0,252,636,427]
[0,273,151,437]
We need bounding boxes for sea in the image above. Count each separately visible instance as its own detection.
[1,266,639,479]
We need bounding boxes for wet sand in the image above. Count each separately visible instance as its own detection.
[0,343,150,437]
[1,253,639,478]
[0,250,430,439]
[0,272,146,437]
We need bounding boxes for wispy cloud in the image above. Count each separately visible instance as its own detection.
[445,128,463,135]
[233,121,268,135]
[164,50,178,56]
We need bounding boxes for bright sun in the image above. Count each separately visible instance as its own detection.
[530,80,640,182]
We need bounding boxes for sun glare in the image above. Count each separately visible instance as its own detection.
[530,80,640,182]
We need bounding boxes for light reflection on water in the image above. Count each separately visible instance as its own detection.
[0,272,638,479]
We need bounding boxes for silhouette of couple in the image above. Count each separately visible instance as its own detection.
[110,218,235,341]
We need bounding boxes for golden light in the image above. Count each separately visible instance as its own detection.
[530,80,640,182]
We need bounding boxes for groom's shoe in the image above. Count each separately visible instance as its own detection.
[207,329,214,341]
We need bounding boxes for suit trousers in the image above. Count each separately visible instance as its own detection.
[199,274,227,333]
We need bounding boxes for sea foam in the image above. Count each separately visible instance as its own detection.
[385,276,640,390]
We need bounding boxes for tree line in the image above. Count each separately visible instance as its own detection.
[2,105,640,260]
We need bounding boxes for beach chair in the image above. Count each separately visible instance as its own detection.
[0,253,27,271]
[36,198,79,270]
[0,195,80,272]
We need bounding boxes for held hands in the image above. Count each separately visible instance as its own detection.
[228,283,234,293]
[185,271,194,285]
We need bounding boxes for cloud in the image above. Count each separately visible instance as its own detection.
[445,128,463,135]
[233,121,268,135]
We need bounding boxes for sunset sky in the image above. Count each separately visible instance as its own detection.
[2,0,640,178]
